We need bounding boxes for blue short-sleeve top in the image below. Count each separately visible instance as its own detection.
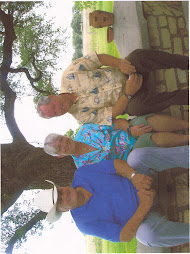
[71,160,139,242]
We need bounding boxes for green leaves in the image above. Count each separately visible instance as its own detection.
[74,1,97,12]
[0,2,69,102]
[71,5,83,61]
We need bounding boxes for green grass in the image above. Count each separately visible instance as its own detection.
[90,1,121,58]
[86,235,137,253]
[102,238,137,253]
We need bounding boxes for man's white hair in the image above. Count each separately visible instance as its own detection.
[37,96,51,118]
[44,133,62,156]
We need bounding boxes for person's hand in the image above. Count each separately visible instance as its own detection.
[125,73,143,95]
[132,173,153,191]
[137,189,156,212]
[119,59,136,74]
[130,124,152,137]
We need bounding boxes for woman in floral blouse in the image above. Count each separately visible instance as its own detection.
[43,114,189,168]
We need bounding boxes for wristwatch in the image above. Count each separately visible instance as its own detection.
[126,125,132,136]
[124,91,133,100]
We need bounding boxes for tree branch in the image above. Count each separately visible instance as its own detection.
[8,55,43,82]
[0,7,27,143]
[5,212,46,254]
[9,67,42,82]
[32,55,42,78]
[30,80,52,95]
[8,65,51,95]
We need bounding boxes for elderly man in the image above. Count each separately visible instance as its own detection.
[37,50,189,125]
[34,147,189,247]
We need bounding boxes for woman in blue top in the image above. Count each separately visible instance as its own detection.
[43,114,188,168]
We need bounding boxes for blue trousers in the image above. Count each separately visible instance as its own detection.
[127,146,189,247]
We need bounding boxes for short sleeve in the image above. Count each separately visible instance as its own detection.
[76,220,121,242]
[64,51,102,73]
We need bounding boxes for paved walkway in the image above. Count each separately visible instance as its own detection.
[142,2,189,253]
[114,1,189,253]
[113,1,143,58]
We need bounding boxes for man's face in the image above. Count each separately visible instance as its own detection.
[54,136,75,156]
[40,95,69,118]
[56,187,79,212]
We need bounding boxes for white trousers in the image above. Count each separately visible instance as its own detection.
[127,146,189,247]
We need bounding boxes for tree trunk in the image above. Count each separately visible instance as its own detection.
[1,143,76,214]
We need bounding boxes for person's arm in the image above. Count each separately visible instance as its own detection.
[120,189,155,242]
[112,94,131,119]
[97,54,136,74]
[113,118,131,130]
[113,118,152,136]
[114,159,152,191]
[112,74,143,119]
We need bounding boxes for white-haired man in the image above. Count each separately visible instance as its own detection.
[37,50,189,125]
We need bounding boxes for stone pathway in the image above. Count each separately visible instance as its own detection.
[142,1,189,253]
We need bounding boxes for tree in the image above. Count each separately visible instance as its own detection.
[71,10,82,33]
[72,48,83,61]
[74,1,97,12]
[71,5,83,61]
[65,125,81,139]
[73,32,82,46]
[0,2,76,252]
[2,191,47,253]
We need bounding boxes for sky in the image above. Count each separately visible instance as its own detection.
[22,218,87,254]
[1,1,86,253]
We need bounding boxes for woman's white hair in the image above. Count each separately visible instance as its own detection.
[37,96,51,118]
[44,133,62,156]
